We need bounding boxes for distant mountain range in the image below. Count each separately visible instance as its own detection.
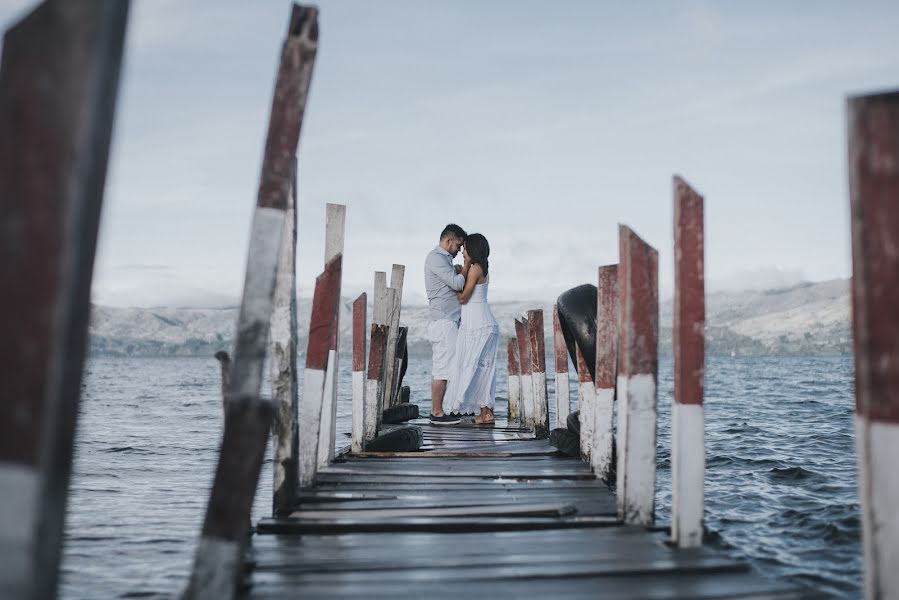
[88,279,851,358]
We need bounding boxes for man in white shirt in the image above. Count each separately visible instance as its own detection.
[424,224,468,425]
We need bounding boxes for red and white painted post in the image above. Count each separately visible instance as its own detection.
[298,255,342,488]
[351,293,367,454]
[848,91,899,599]
[672,176,705,548]
[615,225,659,525]
[528,309,550,438]
[576,344,595,462]
[365,324,389,444]
[384,264,405,407]
[553,305,571,429]
[593,264,619,482]
[515,318,535,429]
[507,338,522,421]
[0,3,127,596]
[318,203,346,470]
[188,7,318,599]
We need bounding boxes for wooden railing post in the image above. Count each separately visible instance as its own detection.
[507,338,522,421]
[516,318,535,430]
[528,309,550,438]
[318,203,346,469]
[365,325,389,444]
[0,2,128,597]
[351,293,367,453]
[299,255,342,488]
[187,6,318,597]
[671,176,706,548]
[270,157,299,515]
[384,264,405,407]
[576,344,595,463]
[615,225,659,526]
[553,305,571,429]
[848,90,899,600]
[593,264,619,483]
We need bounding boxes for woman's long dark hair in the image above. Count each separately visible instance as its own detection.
[465,233,490,276]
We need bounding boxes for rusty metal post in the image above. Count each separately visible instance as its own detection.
[553,304,571,429]
[528,309,550,438]
[594,264,619,483]
[0,2,128,598]
[671,176,705,548]
[848,90,899,600]
[507,338,522,421]
[186,6,318,599]
[615,225,659,526]
[351,293,368,453]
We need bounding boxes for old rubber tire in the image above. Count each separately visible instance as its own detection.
[381,402,419,424]
[366,425,423,452]
[549,428,580,457]
[557,284,597,383]
[567,410,581,435]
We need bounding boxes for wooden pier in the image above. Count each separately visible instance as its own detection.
[243,421,810,599]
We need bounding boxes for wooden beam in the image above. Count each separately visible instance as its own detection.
[615,224,659,526]
[351,293,367,454]
[516,318,535,430]
[507,338,522,421]
[270,157,299,515]
[553,304,571,429]
[848,90,899,600]
[384,264,405,407]
[318,203,346,470]
[366,325,390,444]
[0,2,128,597]
[528,309,549,439]
[594,264,619,483]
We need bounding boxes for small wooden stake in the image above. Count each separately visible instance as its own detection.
[384,264,405,407]
[593,264,619,483]
[553,304,571,429]
[351,293,367,454]
[515,318,535,429]
[528,309,550,439]
[365,324,390,444]
[507,338,522,421]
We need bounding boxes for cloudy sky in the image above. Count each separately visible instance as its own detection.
[3,1,898,306]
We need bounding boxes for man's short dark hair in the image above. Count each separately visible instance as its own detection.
[440,223,467,241]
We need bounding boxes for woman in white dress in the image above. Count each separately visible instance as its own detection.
[446,233,499,425]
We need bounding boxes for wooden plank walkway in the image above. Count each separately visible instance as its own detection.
[245,419,813,599]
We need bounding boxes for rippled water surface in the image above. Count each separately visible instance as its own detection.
[63,355,859,598]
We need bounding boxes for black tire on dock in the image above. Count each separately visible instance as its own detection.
[381,402,419,424]
[398,385,411,404]
[567,410,581,435]
[557,283,597,383]
[549,428,580,457]
[365,425,423,452]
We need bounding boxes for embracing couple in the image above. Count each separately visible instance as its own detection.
[425,224,498,426]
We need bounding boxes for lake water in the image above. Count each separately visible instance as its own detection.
[62,354,860,598]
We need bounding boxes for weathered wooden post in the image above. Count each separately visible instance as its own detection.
[671,176,706,548]
[515,318,535,429]
[384,264,405,406]
[848,90,899,600]
[615,225,659,526]
[507,338,522,421]
[528,309,550,438]
[351,293,367,453]
[575,344,596,463]
[365,324,390,444]
[270,158,299,515]
[299,255,342,488]
[187,6,318,597]
[0,2,128,597]
[318,203,346,469]
[593,264,619,483]
[553,305,571,429]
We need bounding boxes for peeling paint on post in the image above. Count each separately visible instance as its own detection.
[516,318,535,430]
[318,203,346,470]
[593,264,619,483]
[576,344,595,463]
[848,90,899,600]
[188,7,319,598]
[351,293,367,454]
[365,325,389,444]
[507,338,522,421]
[384,264,405,407]
[672,176,705,549]
[528,309,549,439]
[299,255,342,489]
[615,225,659,526]
[553,304,571,429]
[0,2,128,597]
[270,157,299,516]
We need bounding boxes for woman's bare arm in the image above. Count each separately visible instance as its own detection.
[457,263,483,304]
